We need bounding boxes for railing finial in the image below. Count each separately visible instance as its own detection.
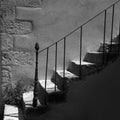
[35,42,39,51]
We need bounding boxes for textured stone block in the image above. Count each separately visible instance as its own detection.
[1,33,14,50]
[2,77,11,83]
[2,20,32,35]
[14,0,41,7]
[1,66,13,87]
[2,52,13,65]
[2,51,34,66]
[2,70,12,78]
[0,4,15,20]
[1,0,42,7]
[0,0,15,5]
[2,66,12,78]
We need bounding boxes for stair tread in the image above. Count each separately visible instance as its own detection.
[100,41,118,45]
[72,60,95,65]
[87,51,103,54]
[23,91,41,107]
[4,104,19,116]
[4,104,19,120]
[23,91,33,103]
[39,80,60,93]
[23,82,60,106]
[39,80,55,89]
[56,70,78,78]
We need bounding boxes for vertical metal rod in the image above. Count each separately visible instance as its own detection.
[110,4,115,52]
[118,22,120,54]
[119,22,120,34]
[103,10,107,64]
[45,48,49,90]
[54,43,57,92]
[33,42,39,107]
[63,37,66,78]
[80,26,82,79]
[119,21,120,44]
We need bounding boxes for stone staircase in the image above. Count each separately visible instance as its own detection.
[21,1,120,119]
[22,33,120,119]
[1,0,120,120]
[3,33,120,119]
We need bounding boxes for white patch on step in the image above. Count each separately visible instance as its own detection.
[39,79,55,89]
[4,104,19,120]
[72,60,95,65]
[57,70,78,78]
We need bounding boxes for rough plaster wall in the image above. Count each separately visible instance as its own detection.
[15,0,120,80]
[0,0,120,94]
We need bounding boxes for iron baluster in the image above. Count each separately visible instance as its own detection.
[110,4,115,52]
[103,10,107,64]
[80,26,83,79]
[118,22,120,54]
[54,43,57,92]
[63,37,66,78]
[45,48,49,90]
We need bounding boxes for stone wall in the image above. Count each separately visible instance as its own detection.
[0,0,43,99]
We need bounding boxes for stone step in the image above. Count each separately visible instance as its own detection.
[67,60,97,76]
[38,80,60,93]
[112,35,120,44]
[38,79,66,104]
[51,70,78,90]
[51,70,78,81]
[23,91,40,108]
[98,41,120,52]
[23,80,60,108]
[83,51,105,64]
[4,104,19,120]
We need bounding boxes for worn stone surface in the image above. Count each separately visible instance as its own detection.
[2,20,32,34]
[2,66,12,71]
[0,17,3,33]
[1,33,14,50]
[1,0,42,7]
[14,0,42,7]
[2,69,12,79]
[0,0,15,5]
[1,66,12,84]
[2,51,34,66]
[0,4,15,20]
[14,34,36,50]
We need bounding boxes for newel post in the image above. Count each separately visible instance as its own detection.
[33,42,39,107]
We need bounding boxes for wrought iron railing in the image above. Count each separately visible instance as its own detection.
[33,0,120,106]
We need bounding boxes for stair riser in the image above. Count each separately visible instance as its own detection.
[51,72,69,91]
[98,44,120,53]
[36,82,48,106]
[112,35,120,43]
[83,52,104,64]
[67,62,98,77]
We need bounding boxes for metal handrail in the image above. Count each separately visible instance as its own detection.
[38,0,120,54]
